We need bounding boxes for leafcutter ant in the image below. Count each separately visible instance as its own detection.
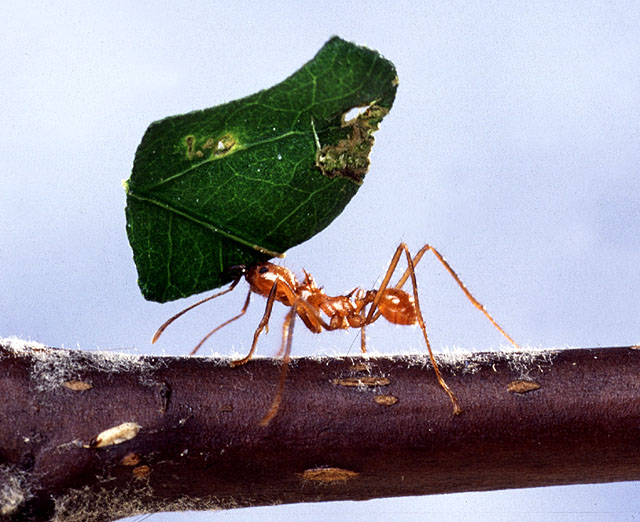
[153,243,519,425]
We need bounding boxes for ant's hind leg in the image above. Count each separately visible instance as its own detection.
[400,245,462,415]
[394,244,520,350]
[231,282,280,367]
[363,243,461,414]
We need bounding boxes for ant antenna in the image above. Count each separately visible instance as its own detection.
[189,289,251,355]
[152,277,242,343]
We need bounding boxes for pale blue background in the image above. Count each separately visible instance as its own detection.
[2,1,640,521]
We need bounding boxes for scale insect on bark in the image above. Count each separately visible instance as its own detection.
[152,242,519,425]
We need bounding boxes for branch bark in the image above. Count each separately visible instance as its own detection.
[1,339,639,521]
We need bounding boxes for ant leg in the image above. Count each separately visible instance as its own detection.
[258,301,299,427]
[400,245,462,415]
[274,299,333,357]
[363,243,406,327]
[350,289,369,353]
[152,277,242,343]
[230,280,281,367]
[189,289,251,355]
[360,244,407,351]
[259,297,337,426]
[230,277,303,366]
[394,244,519,349]
[361,243,461,414]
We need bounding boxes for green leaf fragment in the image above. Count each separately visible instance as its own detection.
[125,36,398,303]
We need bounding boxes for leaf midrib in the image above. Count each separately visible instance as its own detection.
[126,190,284,258]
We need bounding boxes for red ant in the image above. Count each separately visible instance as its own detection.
[153,243,519,425]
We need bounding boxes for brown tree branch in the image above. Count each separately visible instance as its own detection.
[1,339,639,521]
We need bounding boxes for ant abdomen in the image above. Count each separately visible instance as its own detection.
[377,288,417,325]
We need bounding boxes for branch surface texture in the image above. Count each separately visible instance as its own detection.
[1,339,639,521]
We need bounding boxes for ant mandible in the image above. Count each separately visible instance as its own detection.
[152,243,519,425]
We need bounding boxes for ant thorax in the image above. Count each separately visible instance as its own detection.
[248,263,363,330]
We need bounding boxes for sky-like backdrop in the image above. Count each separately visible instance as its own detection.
[2,2,640,521]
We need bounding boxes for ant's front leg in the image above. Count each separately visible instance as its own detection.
[231,280,283,367]
[359,244,406,353]
[353,289,375,353]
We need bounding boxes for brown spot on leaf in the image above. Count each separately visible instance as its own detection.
[300,467,359,483]
[508,380,541,393]
[184,133,237,160]
[184,135,196,159]
[374,394,398,406]
[214,134,236,156]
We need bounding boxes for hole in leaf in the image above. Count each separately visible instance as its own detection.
[343,106,368,122]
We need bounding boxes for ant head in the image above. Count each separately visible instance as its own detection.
[245,262,298,298]
[245,262,278,285]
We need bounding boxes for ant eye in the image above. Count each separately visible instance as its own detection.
[259,266,269,274]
